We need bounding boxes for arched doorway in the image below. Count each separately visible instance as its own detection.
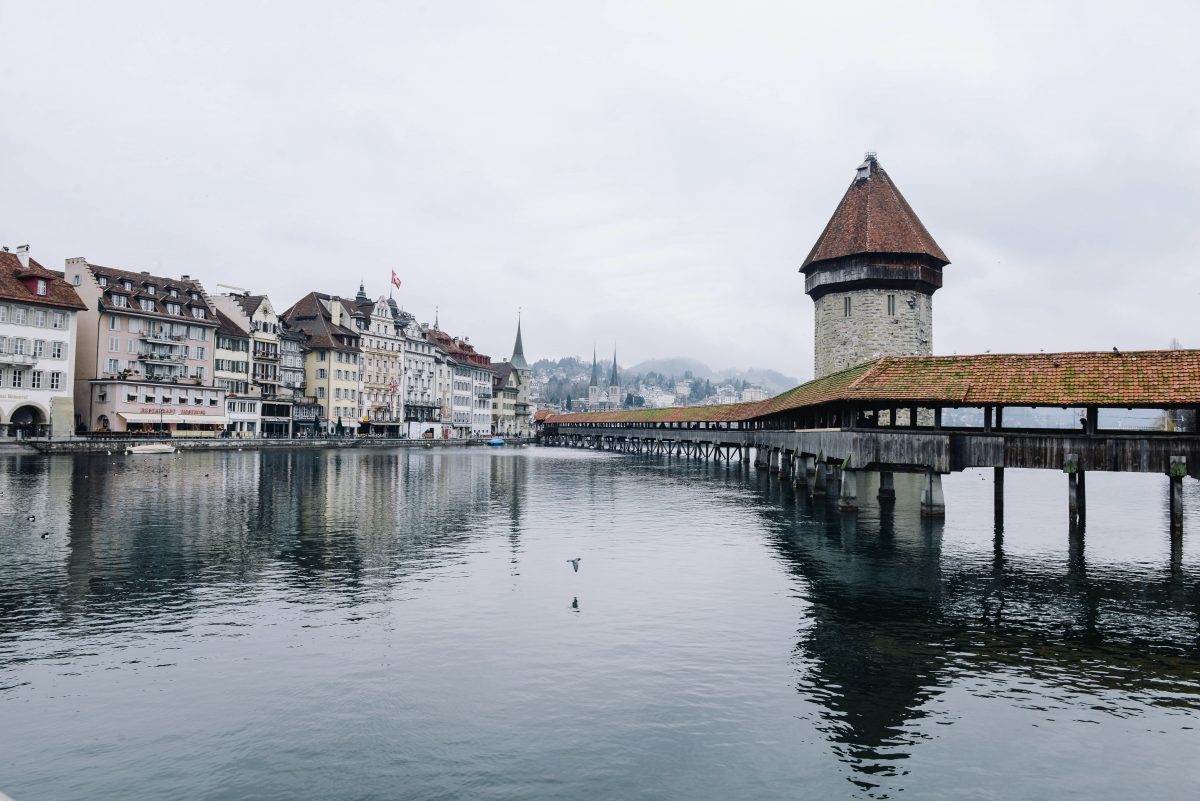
[8,405,47,439]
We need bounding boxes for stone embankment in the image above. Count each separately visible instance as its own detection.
[7,438,531,455]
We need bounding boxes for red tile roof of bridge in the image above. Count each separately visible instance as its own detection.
[544,350,1200,426]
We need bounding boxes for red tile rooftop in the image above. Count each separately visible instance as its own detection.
[546,350,1200,426]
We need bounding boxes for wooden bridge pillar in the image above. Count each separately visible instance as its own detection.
[779,450,793,479]
[1065,454,1086,529]
[994,467,1005,528]
[1169,456,1187,542]
[920,470,945,518]
[811,460,827,496]
[838,468,859,511]
[794,455,811,488]
[769,448,781,474]
[877,470,895,500]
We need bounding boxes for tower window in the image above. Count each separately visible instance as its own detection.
[887,294,896,316]
[843,297,851,317]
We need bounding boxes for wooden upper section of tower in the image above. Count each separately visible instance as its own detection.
[801,154,948,272]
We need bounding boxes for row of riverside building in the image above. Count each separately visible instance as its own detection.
[0,246,533,439]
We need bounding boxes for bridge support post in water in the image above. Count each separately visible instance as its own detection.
[769,448,781,474]
[795,456,810,488]
[994,467,1005,528]
[1065,454,1086,530]
[838,468,859,511]
[780,450,793,479]
[811,459,828,497]
[1169,456,1187,541]
[920,470,945,517]
[877,470,895,501]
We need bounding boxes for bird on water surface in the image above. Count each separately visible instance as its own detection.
[567,558,581,572]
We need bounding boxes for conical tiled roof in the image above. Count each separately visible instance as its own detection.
[510,318,529,371]
[801,155,948,271]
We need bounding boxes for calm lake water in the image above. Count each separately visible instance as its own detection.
[1,446,1198,800]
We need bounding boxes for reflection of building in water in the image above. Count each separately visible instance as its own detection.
[733,467,1200,796]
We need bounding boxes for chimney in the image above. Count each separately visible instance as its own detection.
[16,244,30,268]
[181,274,190,281]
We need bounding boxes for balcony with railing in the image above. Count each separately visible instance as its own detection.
[140,333,186,346]
[0,351,36,366]
[138,352,185,365]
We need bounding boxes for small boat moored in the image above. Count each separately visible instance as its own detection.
[126,443,177,455]
[487,437,506,447]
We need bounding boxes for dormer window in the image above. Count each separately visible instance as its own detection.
[166,302,182,316]
[140,299,156,312]
[169,288,178,298]
[146,284,156,295]
[190,292,199,301]
[191,307,206,319]
[111,294,130,308]
[36,279,47,296]
[122,280,132,291]
[98,276,108,287]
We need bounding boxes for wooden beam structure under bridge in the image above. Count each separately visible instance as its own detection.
[542,349,1200,549]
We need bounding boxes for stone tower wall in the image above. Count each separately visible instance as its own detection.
[813,288,933,377]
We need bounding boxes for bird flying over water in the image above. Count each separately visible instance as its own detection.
[567,558,581,572]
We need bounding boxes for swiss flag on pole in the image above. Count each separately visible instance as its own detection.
[391,270,402,289]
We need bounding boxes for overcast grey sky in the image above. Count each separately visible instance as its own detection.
[2,1,1197,378]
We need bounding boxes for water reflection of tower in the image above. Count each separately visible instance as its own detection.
[488,451,528,572]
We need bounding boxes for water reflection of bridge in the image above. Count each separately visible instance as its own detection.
[702,460,1200,794]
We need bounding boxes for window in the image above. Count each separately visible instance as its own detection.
[33,340,44,357]
[52,312,65,329]
[0,305,7,322]
[191,307,206,319]
[31,371,42,389]
[843,297,851,317]
[317,368,327,379]
[111,294,129,308]
[0,336,6,353]
[316,387,326,399]
[146,284,156,295]
[109,316,120,331]
[72,274,81,286]
[122,281,132,291]
[108,336,120,352]
[128,340,139,354]
[106,358,119,373]
[128,318,143,334]
[318,352,327,362]
[98,276,108,287]
[14,338,26,355]
[14,307,26,324]
[166,302,182,315]
[36,279,47,296]
[11,369,23,388]
[50,372,61,390]
[194,367,204,380]
[887,294,896,316]
[196,346,206,360]
[51,342,64,359]
[140,299,155,312]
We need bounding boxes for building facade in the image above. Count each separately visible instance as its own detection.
[281,292,362,436]
[213,309,258,436]
[802,154,949,378]
[65,258,226,434]
[0,246,86,437]
[352,285,406,436]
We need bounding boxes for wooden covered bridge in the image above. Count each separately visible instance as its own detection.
[541,349,1200,538]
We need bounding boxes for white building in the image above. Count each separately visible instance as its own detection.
[0,246,85,438]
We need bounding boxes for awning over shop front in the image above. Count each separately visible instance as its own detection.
[118,413,230,425]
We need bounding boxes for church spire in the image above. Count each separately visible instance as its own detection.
[609,348,619,387]
[590,346,600,387]
[510,315,529,371]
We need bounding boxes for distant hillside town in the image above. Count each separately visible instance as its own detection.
[0,246,532,439]
[529,352,782,412]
